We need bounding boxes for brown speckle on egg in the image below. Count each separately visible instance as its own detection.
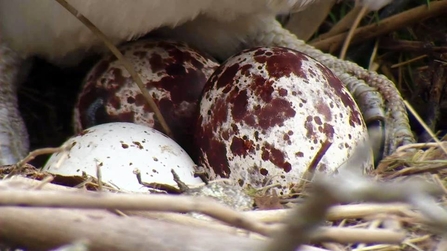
[74,40,219,156]
[195,47,372,195]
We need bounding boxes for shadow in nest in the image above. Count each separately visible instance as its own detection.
[17,56,99,168]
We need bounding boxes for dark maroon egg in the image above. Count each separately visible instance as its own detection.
[195,47,372,195]
[74,39,219,155]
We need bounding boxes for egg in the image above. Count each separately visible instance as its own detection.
[74,39,219,155]
[43,122,204,193]
[195,47,372,195]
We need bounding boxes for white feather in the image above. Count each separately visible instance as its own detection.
[0,0,316,65]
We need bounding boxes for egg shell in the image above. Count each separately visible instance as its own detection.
[74,40,219,155]
[196,47,372,195]
[44,122,204,193]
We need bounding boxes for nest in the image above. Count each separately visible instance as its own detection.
[2,0,447,250]
[1,142,447,251]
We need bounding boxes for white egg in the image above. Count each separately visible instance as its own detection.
[43,122,204,193]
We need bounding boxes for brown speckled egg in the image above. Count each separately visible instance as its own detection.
[195,47,372,195]
[74,39,219,155]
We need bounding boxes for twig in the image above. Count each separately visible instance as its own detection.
[312,227,404,244]
[311,1,447,52]
[245,203,412,223]
[54,0,173,138]
[0,182,272,236]
[263,183,338,251]
[313,6,364,42]
[339,5,368,59]
[419,62,445,142]
[263,140,446,251]
[5,146,66,179]
[0,177,407,245]
[0,206,269,251]
[404,100,447,156]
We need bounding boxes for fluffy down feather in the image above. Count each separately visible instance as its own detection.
[0,0,316,64]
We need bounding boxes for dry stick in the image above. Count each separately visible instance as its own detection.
[0,206,270,251]
[0,187,272,236]
[264,169,446,251]
[264,146,408,251]
[395,142,446,152]
[391,55,428,68]
[404,100,447,156]
[425,62,445,138]
[311,1,447,52]
[54,0,173,138]
[245,203,412,223]
[5,146,66,179]
[3,176,416,224]
[7,175,416,224]
[136,211,404,244]
[339,5,369,60]
[312,6,364,42]
[367,39,380,71]
[0,187,406,245]
[0,177,406,245]
[262,184,339,251]
[312,227,404,244]
[319,172,447,233]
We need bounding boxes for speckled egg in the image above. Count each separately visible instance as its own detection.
[74,39,219,155]
[195,47,372,195]
[43,122,204,193]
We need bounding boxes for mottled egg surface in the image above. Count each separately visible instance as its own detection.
[43,122,204,193]
[196,47,372,195]
[74,40,219,155]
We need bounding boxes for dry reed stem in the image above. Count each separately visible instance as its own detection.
[311,1,447,52]
[313,6,363,41]
[54,0,173,138]
[5,146,68,179]
[339,5,369,59]
[0,177,406,246]
[0,182,272,236]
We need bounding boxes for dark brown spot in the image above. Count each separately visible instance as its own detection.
[304,115,314,138]
[149,53,164,72]
[295,152,304,157]
[230,137,254,157]
[133,141,143,149]
[323,123,335,139]
[231,90,248,121]
[262,143,292,172]
[264,47,307,79]
[253,77,274,103]
[127,96,135,104]
[216,63,239,89]
[222,130,230,140]
[316,63,362,126]
[316,101,332,122]
[240,64,252,76]
[278,88,288,97]
[256,99,296,130]
[260,168,268,176]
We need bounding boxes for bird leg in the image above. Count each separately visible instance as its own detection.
[0,42,29,164]
[248,17,415,158]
